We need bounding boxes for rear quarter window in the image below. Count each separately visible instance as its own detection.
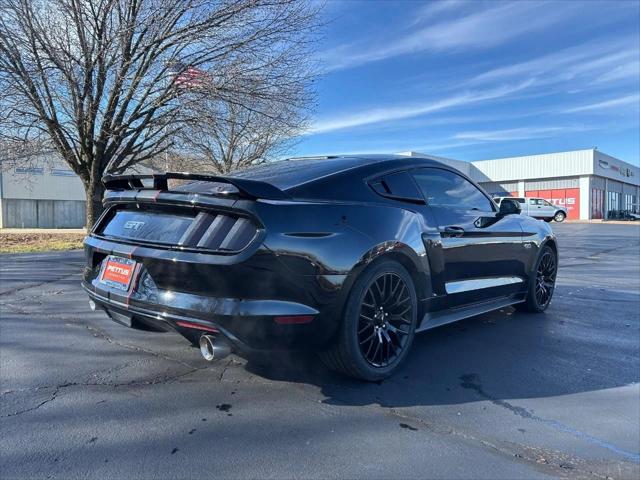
[369,171,423,203]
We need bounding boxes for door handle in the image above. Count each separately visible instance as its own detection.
[443,226,465,237]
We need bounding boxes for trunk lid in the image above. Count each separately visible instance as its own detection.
[94,173,282,254]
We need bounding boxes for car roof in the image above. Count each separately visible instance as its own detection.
[232,154,447,191]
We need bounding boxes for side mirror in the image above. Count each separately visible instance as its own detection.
[498,198,521,216]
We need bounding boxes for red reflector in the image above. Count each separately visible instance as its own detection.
[176,321,219,333]
[273,315,314,325]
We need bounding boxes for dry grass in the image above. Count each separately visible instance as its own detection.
[0,231,85,253]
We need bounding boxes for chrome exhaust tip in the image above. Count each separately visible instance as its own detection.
[199,334,232,361]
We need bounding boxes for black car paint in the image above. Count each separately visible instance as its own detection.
[82,155,556,352]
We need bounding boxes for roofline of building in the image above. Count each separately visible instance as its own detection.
[473,148,597,163]
[401,148,639,187]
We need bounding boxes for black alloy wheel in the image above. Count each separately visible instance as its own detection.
[518,245,557,313]
[535,249,557,308]
[357,273,412,367]
[320,260,417,381]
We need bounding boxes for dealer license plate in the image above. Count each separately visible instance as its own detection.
[100,256,137,291]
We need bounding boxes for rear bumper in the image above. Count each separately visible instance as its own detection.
[82,282,334,351]
[82,236,348,351]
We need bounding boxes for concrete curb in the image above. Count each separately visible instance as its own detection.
[566,220,640,225]
[0,228,87,233]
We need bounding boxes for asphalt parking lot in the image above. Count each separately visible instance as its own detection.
[1,223,639,479]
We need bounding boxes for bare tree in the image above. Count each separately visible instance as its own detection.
[0,0,320,226]
[176,88,307,174]
[0,137,51,171]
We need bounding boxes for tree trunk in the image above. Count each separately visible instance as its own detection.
[84,179,105,229]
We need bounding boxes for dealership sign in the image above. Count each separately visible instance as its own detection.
[550,197,576,206]
[598,159,635,179]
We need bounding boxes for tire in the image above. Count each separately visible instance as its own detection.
[517,245,557,313]
[554,211,566,222]
[319,259,418,381]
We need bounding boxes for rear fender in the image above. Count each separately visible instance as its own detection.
[255,201,377,276]
[255,201,428,279]
[254,200,432,324]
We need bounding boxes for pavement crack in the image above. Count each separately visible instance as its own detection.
[586,242,640,260]
[0,271,81,297]
[460,373,534,420]
[459,373,640,464]
[1,386,61,418]
[80,323,203,370]
[218,358,234,382]
[384,407,618,480]
[1,370,199,418]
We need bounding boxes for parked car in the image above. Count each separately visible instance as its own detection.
[494,196,567,222]
[83,155,558,381]
[606,210,640,221]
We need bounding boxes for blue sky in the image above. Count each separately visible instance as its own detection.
[294,0,640,164]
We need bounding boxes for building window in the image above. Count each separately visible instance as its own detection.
[606,191,621,218]
[623,194,635,212]
[51,168,76,177]
[591,188,603,219]
[15,167,44,175]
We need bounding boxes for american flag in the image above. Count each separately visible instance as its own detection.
[167,61,209,89]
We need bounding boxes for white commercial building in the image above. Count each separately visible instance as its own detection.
[403,149,639,220]
[0,161,86,228]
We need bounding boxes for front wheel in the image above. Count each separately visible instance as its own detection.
[320,260,417,381]
[554,211,566,222]
[517,245,557,313]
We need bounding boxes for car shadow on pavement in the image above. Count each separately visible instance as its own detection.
[244,291,640,408]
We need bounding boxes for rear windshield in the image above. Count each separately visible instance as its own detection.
[233,157,368,190]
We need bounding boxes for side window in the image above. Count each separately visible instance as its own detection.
[515,198,525,204]
[529,198,538,205]
[542,200,553,207]
[368,170,423,204]
[411,168,494,211]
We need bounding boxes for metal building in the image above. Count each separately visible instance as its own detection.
[403,149,639,220]
[0,161,86,228]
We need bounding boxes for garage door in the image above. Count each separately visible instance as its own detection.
[525,188,580,220]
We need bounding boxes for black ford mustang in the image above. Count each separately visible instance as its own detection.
[82,155,558,381]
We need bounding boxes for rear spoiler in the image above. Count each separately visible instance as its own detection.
[102,172,290,200]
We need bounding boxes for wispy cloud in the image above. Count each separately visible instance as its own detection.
[454,125,592,142]
[322,1,580,71]
[593,60,640,84]
[308,80,534,134]
[410,0,467,25]
[563,94,640,113]
[406,140,483,153]
[295,139,481,157]
[467,37,638,87]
